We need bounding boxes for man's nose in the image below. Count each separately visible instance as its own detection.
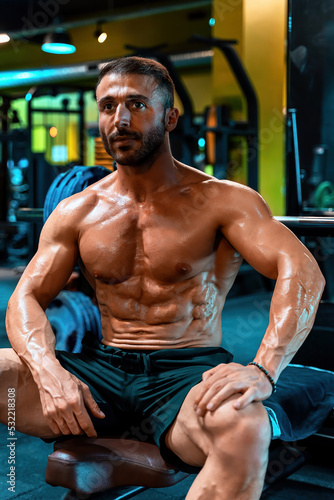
[115,104,131,128]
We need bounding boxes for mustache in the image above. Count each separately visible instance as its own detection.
[109,131,141,140]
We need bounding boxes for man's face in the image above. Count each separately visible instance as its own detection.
[96,73,168,166]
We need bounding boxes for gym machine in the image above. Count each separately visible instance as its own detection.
[25,85,87,257]
[193,35,259,191]
[0,95,30,261]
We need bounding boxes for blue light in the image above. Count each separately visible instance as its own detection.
[25,92,32,102]
[198,137,206,149]
[42,42,76,54]
[0,65,87,89]
[209,18,215,27]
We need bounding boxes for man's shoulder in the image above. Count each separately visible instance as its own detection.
[41,170,117,240]
[56,171,116,215]
[56,188,98,216]
[178,166,272,228]
[180,164,258,198]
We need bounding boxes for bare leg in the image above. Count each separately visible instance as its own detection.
[165,385,271,500]
[0,348,61,439]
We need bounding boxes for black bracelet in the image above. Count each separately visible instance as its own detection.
[248,362,277,394]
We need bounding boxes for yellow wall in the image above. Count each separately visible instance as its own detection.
[212,1,244,115]
[212,0,287,215]
[178,69,213,115]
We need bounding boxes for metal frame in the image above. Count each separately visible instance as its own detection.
[193,35,259,190]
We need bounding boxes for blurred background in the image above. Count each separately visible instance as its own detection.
[0,0,333,289]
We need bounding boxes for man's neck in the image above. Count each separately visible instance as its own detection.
[115,150,181,203]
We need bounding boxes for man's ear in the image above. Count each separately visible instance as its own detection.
[165,107,179,132]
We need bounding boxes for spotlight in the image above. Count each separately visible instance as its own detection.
[25,86,38,102]
[0,33,10,43]
[94,23,107,44]
[42,29,76,54]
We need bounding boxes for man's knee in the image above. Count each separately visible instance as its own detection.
[202,397,271,451]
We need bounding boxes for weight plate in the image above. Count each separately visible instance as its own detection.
[46,295,78,351]
[43,166,110,222]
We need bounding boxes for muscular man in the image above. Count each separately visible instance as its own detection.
[1,57,325,499]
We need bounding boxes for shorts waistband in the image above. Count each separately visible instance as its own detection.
[81,332,233,375]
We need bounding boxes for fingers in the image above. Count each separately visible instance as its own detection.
[193,363,230,413]
[42,399,75,436]
[41,381,104,438]
[46,416,63,435]
[193,363,269,417]
[195,380,251,416]
[42,396,90,437]
[71,408,97,438]
[233,388,257,410]
[201,366,217,381]
[80,383,105,419]
[49,416,79,436]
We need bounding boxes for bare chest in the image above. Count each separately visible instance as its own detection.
[78,205,218,284]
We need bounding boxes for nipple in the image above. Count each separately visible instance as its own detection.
[94,271,109,283]
[176,262,192,274]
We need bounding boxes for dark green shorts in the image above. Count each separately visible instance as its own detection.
[55,332,233,473]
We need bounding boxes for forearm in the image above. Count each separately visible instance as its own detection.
[6,289,104,436]
[5,292,61,385]
[253,255,325,382]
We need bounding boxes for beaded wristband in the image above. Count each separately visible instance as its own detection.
[248,362,277,394]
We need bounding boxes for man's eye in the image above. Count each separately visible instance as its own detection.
[104,103,114,110]
[132,101,145,109]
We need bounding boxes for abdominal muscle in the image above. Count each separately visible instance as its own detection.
[95,273,225,350]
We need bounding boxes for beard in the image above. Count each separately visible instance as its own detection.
[101,121,166,166]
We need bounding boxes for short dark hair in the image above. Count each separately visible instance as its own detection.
[96,56,175,110]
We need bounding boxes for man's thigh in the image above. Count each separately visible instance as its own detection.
[164,384,208,467]
[0,348,58,439]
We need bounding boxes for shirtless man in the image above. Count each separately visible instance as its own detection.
[1,57,325,499]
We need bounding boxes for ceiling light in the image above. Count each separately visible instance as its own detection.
[94,23,107,44]
[42,30,76,54]
[0,33,10,43]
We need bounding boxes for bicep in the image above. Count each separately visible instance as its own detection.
[15,211,79,309]
[221,190,310,280]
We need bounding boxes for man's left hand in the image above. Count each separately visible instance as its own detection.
[193,362,273,416]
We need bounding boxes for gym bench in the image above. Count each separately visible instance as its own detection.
[44,434,308,499]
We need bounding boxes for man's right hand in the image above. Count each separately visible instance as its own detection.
[36,362,105,437]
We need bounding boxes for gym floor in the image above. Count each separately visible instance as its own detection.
[0,266,333,499]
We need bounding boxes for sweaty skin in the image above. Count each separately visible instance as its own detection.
[3,72,325,449]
